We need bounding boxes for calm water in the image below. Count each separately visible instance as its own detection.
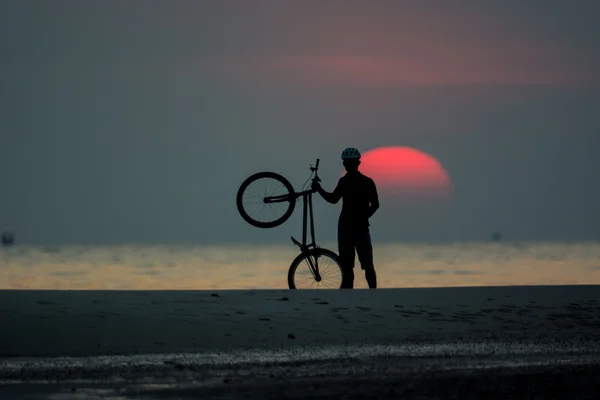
[1,242,599,290]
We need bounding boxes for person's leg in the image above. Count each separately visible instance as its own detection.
[337,225,355,289]
[356,229,377,289]
[365,268,377,289]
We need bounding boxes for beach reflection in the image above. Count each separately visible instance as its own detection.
[1,242,599,290]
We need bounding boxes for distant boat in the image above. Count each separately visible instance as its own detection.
[1,232,15,246]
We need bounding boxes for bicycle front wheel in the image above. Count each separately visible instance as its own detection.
[288,248,343,289]
[236,171,296,229]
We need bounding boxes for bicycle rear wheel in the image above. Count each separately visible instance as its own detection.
[288,248,343,289]
[236,171,296,229]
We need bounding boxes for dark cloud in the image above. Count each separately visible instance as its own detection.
[1,1,599,244]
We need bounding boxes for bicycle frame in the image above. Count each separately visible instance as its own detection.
[264,159,324,280]
[264,159,320,252]
[291,190,318,253]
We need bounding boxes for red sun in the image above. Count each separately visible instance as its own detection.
[355,146,452,199]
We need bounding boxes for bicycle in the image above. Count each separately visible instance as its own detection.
[236,159,343,289]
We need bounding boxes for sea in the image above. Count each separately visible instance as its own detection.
[1,241,599,290]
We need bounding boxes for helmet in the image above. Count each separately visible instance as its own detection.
[341,147,361,160]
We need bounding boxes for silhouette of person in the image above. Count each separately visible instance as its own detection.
[312,148,379,289]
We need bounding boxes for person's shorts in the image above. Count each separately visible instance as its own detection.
[337,227,374,270]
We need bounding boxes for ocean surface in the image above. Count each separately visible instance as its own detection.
[1,242,599,290]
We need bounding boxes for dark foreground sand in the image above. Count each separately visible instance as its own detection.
[1,285,600,398]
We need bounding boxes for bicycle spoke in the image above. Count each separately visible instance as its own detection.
[241,177,291,224]
[291,251,343,289]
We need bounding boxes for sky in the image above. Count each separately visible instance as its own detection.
[1,0,599,245]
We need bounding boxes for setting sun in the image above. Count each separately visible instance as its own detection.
[355,146,452,198]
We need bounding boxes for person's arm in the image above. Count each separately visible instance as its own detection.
[316,178,343,204]
[366,179,379,219]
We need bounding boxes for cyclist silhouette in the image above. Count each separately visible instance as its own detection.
[312,148,379,289]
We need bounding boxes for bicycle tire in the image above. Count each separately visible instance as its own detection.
[236,171,296,229]
[288,248,343,289]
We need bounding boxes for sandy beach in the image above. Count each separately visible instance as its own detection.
[1,285,600,398]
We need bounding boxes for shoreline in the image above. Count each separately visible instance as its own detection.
[2,282,600,290]
[2,349,600,398]
[3,365,600,399]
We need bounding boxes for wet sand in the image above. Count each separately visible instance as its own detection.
[2,358,600,398]
[1,285,600,398]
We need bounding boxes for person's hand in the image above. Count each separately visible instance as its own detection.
[311,180,321,192]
